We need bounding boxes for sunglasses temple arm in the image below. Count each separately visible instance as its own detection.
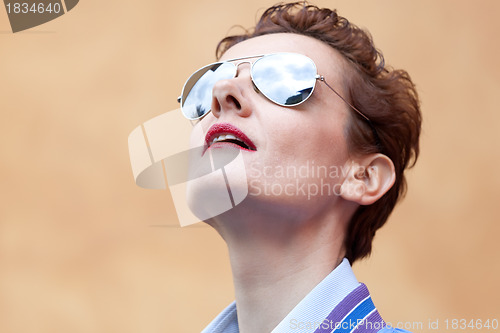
[319,76,384,153]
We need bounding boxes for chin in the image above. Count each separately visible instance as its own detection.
[186,147,250,221]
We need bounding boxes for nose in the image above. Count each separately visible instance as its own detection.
[211,63,253,119]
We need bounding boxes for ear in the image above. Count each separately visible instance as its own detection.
[340,154,396,205]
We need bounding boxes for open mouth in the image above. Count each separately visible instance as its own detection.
[205,123,257,152]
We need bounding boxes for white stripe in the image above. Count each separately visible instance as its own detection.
[348,308,377,333]
[332,295,371,333]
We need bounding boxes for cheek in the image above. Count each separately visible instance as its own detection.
[252,120,349,192]
[315,127,348,163]
[271,116,349,166]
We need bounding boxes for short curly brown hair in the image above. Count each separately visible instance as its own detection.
[215,2,421,263]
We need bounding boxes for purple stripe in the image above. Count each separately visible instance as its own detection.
[351,308,385,333]
[313,284,370,333]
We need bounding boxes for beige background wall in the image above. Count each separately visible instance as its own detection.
[1,1,499,332]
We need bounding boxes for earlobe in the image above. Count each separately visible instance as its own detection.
[340,154,395,205]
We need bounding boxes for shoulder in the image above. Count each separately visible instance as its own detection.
[378,328,413,333]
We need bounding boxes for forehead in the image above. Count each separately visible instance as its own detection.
[220,33,348,83]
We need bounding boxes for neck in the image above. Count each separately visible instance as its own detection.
[209,207,349,333]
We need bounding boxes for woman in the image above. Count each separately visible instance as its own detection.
[178,2,421,332]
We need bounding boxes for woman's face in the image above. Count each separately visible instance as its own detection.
[188,33,355,223]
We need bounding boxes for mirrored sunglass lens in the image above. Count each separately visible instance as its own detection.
[251,53,317,106]
[182,62,236,119]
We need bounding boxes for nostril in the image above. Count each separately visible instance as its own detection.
[226,96,241,110]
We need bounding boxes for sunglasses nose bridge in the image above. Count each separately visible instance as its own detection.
[232,60,253,78]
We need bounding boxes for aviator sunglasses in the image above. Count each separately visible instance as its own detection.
[178,53,381,148]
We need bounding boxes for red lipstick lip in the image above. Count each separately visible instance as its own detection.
[205,123,257,153]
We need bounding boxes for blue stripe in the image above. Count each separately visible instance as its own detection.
[332,297,375,333]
